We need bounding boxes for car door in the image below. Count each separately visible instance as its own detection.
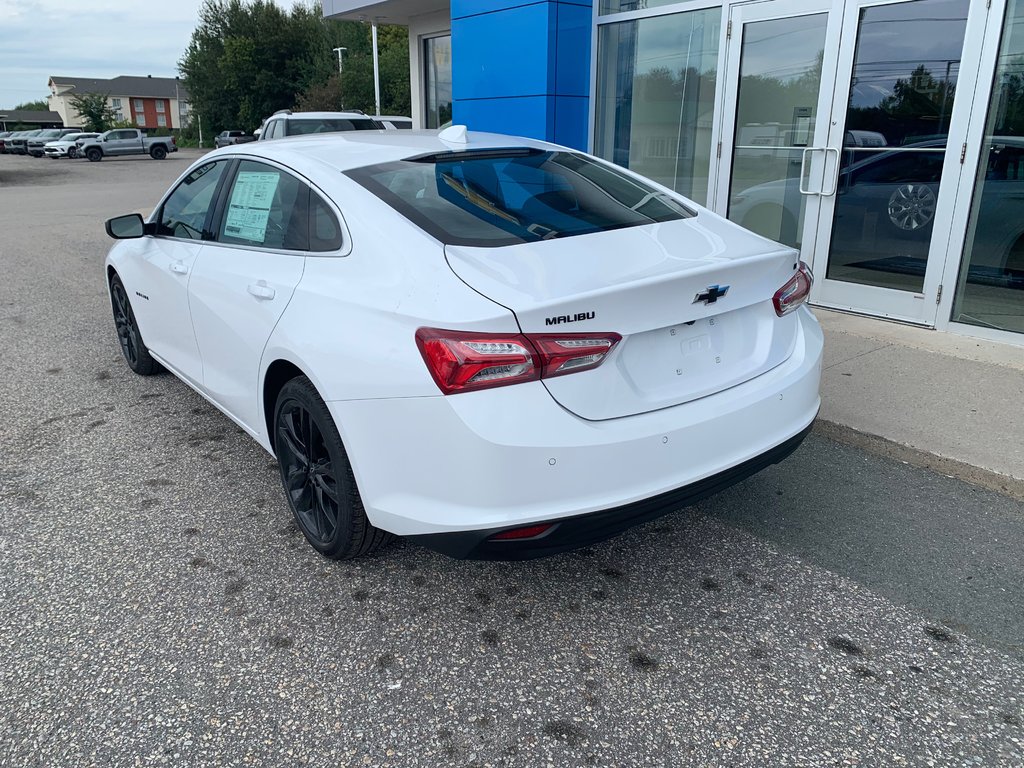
[129,159,231,385]
[187,159,309,429]
[110,130,139,155]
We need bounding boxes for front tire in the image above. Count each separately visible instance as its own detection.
[68,147,77,159]
[109,275,161,375]
[86,147,102,162]
[274,377,390,559]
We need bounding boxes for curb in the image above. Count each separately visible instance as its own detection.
[813,420,1024,503]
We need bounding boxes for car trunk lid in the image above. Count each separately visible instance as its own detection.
[444,215,802,420]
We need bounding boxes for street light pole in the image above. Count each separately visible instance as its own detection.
[371,22,381,118]
[333,46,347,74]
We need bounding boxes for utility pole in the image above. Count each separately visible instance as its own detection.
[371,22,381,117]
[333,46,347,74]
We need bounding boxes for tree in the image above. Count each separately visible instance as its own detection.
[14,99,49,111]
[69,92,117,132]
[179,0,412,141]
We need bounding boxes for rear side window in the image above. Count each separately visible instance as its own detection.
[217,160,310,251]
[345,150,694,247]
[309,192,343,252]
[285,119,380,136]
[158,161,227,239]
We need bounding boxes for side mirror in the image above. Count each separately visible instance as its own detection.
[105,213,146,239]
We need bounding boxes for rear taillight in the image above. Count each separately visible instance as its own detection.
[773,262,813,317]
[416,328,621,395]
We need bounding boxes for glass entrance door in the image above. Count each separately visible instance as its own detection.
[716,0,837,254]
[810,0,973,324]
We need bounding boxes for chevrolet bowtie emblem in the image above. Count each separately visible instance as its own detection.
[693,285,730,305]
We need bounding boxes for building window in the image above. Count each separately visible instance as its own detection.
[594,7,721,205]
[157,115,167,127]
[137,114,146,126]
[423,34,452,129]
[134,99,144,113]
[156,100,165,113]
[951,0,1024,334]
[111,98,122,108]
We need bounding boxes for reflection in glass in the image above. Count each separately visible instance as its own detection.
[952,0,1024,334]
[424,35,452,129]
[594,8,720,205]
[825,0,969,293]
[600,0,690,14]
[726,13,827,248]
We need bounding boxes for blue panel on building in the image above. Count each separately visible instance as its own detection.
[554,1,591,98]
[451,0,593,149]
[452,3,554,100]
[455,96,553,140]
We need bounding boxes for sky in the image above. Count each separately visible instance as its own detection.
[0,0,209,108]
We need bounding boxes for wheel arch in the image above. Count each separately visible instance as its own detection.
[262,358,309,454]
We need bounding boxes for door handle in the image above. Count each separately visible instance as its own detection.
[247,282,276,300]
[169,261,188,275]
[821,147,841,197]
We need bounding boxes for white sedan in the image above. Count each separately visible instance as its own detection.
[103,128,822,560]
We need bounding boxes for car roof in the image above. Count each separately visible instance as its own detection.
[213,129,559,179]
[271,111,376,121]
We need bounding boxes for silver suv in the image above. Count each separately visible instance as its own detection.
[257,110,382,141]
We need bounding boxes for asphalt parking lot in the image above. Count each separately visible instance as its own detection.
[1,150,1022,767]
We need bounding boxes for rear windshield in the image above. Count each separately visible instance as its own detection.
[345,149,694,247]
[285,119,380,136]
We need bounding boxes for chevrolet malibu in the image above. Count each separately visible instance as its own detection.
[103,128,823,560]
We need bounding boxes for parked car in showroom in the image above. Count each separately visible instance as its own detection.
[27,128,79,157]
[77,128,177,161]
[257,110,382,140]
[44,132,99,158]
[215,130,257,148]
[102,128,822,561]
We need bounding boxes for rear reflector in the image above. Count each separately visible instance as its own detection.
[489,523,555,541]
[416,328,621,395]
[773,262,813,316]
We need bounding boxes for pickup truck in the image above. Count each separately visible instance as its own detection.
[214,130,257,148]
[76,129,178,161]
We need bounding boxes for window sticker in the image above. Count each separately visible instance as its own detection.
[223,171,280,243]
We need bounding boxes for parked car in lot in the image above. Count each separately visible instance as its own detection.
[27,128,79,157]
[44,132,99,159]
[77,128,177,161]
[0,131,12,153]
[215,130,257,148]
[102,128,822,561]
[257,110,382,140]
[8,129,42,155]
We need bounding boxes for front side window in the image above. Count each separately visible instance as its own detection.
[347,149,694,247]
[158,161,227,239]
[218,160,310,250]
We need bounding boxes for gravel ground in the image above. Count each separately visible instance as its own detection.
[1,151,1022,767]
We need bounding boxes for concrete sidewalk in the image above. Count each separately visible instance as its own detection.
[814,308,1024,489]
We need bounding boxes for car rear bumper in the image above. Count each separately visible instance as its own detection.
[328,307,823,550]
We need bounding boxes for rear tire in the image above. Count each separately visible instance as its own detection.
[68,147,77,159]
[274,377,390,560]
[150,145,167,160]
[86,147,102,162]
[109,275,162,376]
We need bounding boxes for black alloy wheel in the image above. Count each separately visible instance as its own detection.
[86,147,102,162]
[151,145,167,160]
[274,377,389,559]
[68,146,77,159]
[109,275,161,376]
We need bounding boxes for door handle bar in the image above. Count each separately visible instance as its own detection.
[169,262,188,275]
[247,282,276,300]
[821,147,841,197]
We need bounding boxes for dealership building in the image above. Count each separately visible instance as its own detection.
[323,0,1024,346]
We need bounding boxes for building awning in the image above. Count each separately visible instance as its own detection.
[321,0,448,24]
